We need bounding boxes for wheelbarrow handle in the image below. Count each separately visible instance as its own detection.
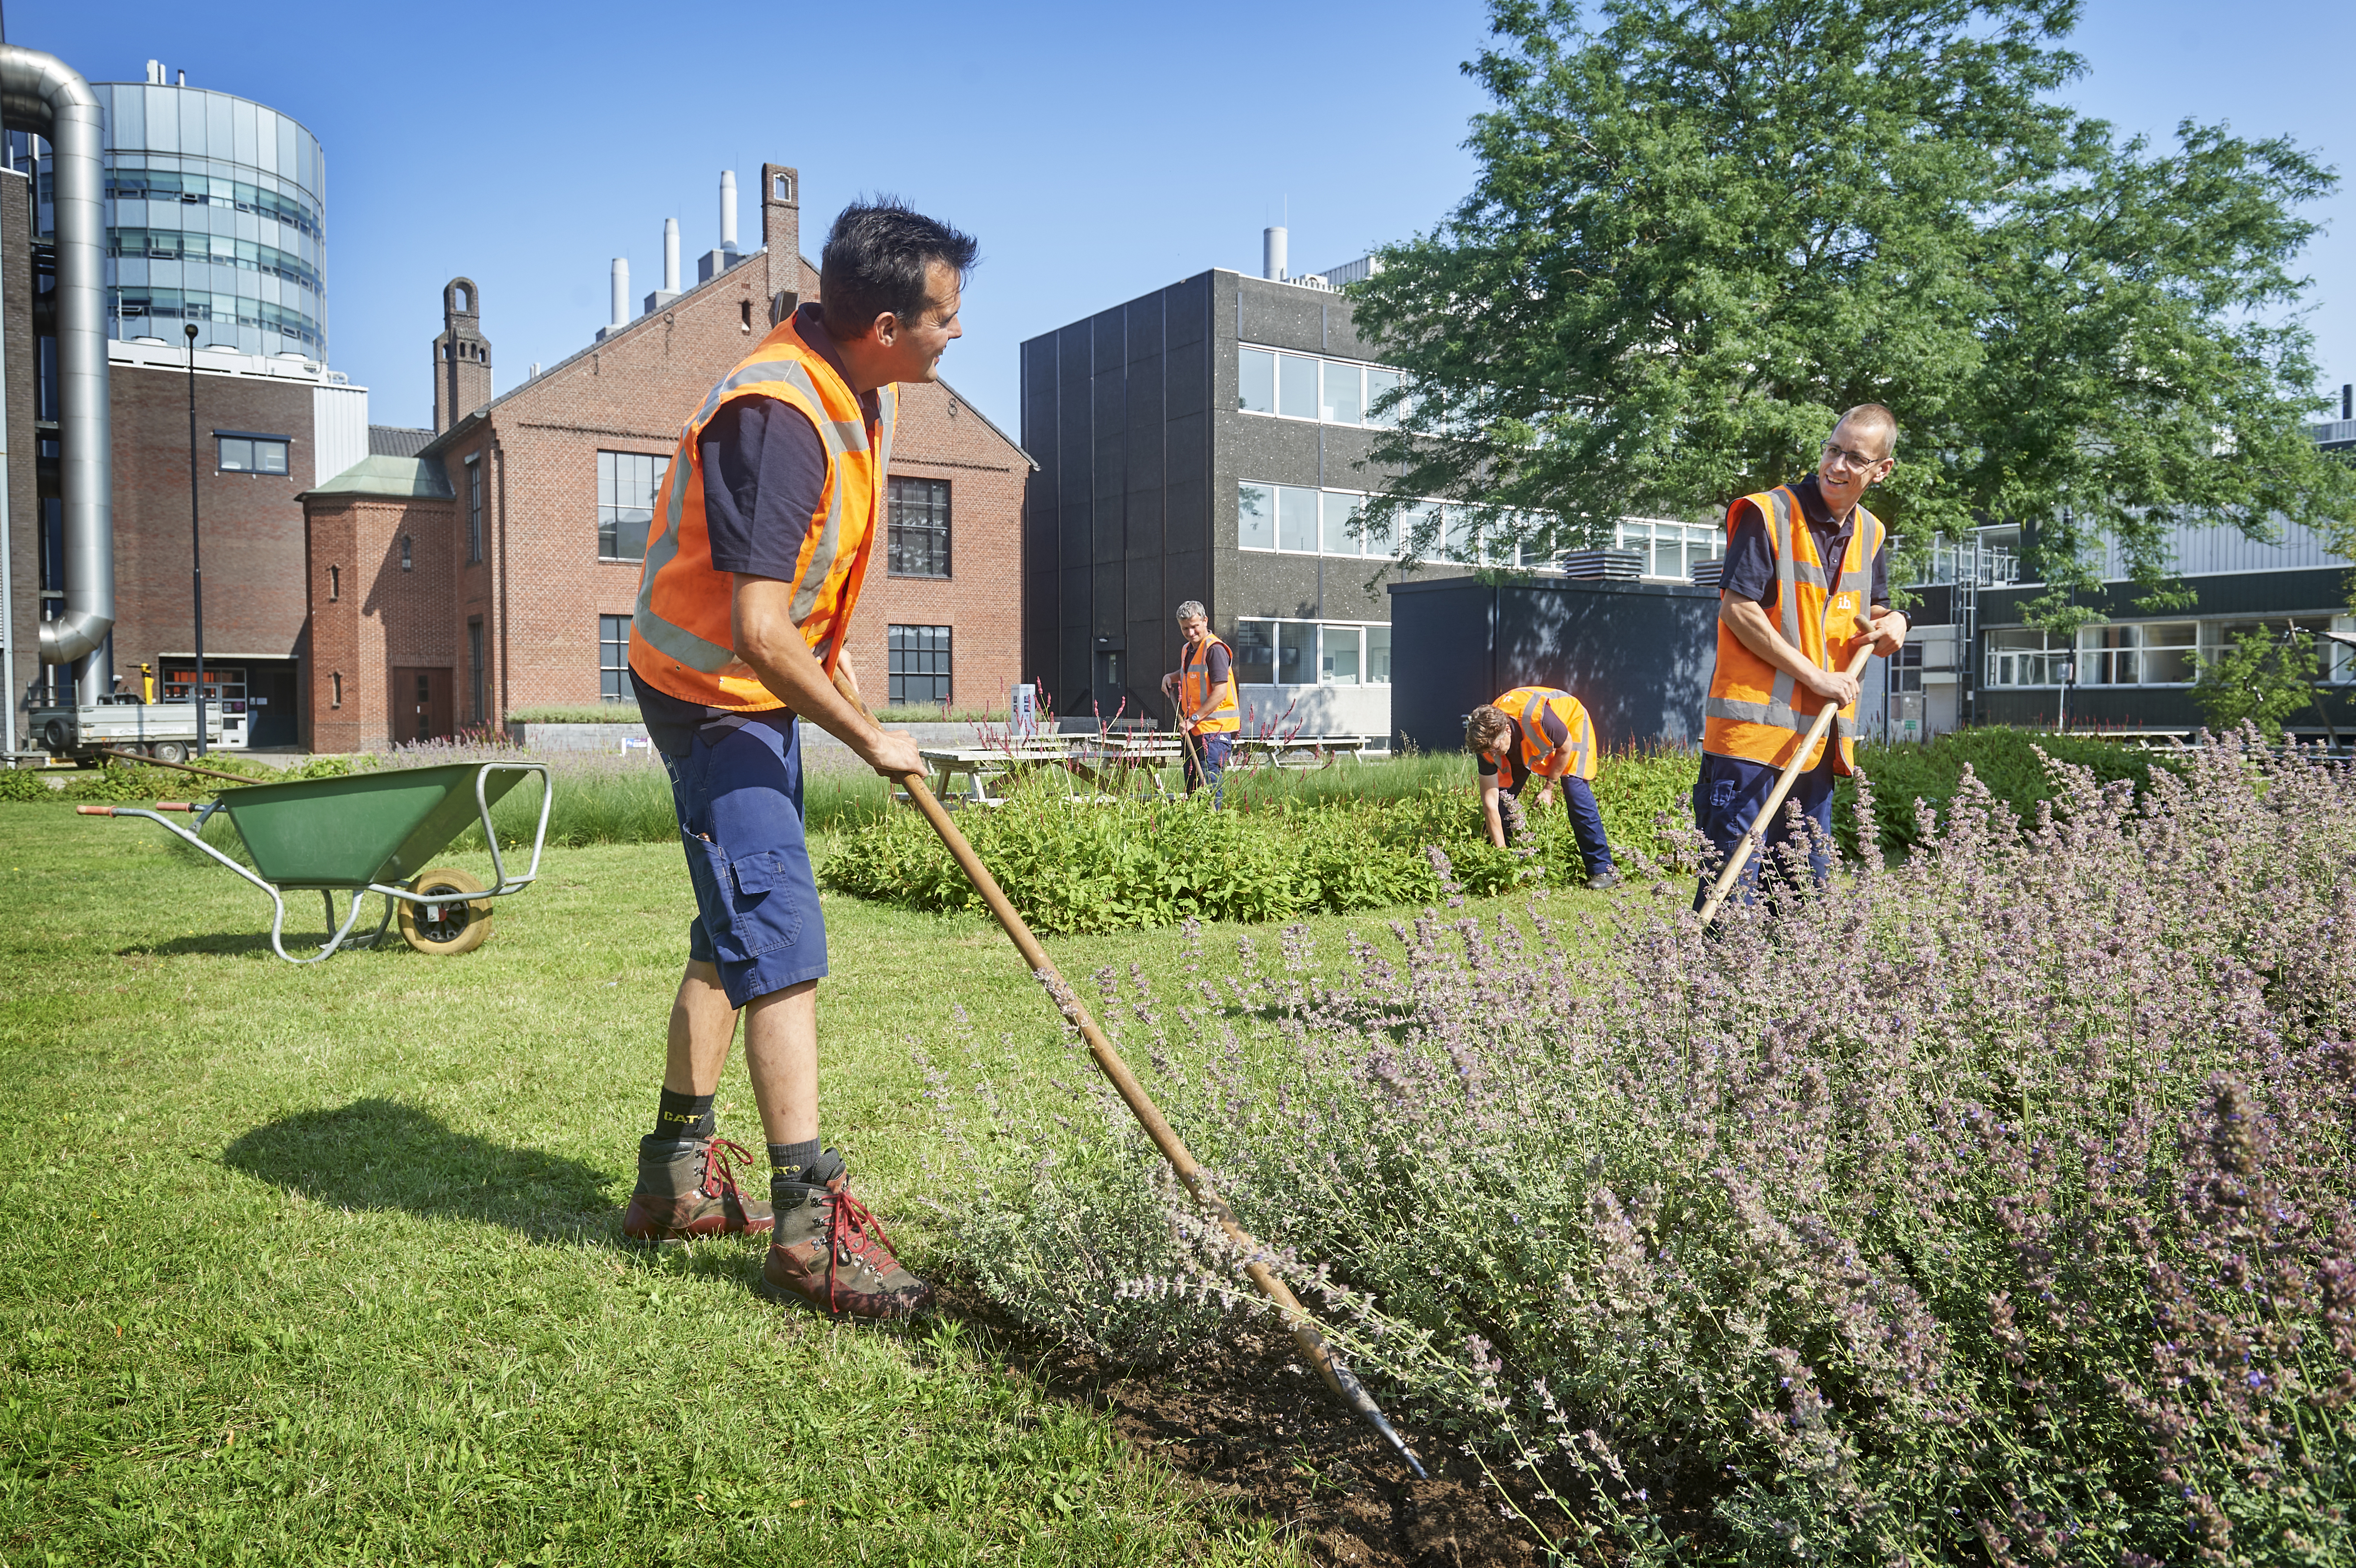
[77,801,193,815]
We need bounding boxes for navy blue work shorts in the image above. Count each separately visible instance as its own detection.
[1690,748,1839,911]
[654,707,828,1008]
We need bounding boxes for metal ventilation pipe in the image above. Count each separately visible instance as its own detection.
[2,46,111,688]
[1263,226,1287,282]
[719,170,737,250]
[663,218,680,293]
[609,258,629,328]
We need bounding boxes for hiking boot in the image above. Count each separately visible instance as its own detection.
[756,1150,932,1320]
[1586,868,1621,891]
[622,1134,773,1242]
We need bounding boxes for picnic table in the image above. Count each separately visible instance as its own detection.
[914,731,1382,806]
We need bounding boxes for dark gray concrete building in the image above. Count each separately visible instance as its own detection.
[1020,258,1470,736]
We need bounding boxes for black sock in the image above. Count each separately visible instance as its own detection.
[654,1088,714,1141]
[768,1139,822,1183]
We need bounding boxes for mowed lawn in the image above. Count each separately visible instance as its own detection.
[0,799,1479,1567]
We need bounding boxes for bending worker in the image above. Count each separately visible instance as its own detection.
[1696,403,1910,909]
[1159,600,1238,803]
[1464,687,1618,890]
[620,200,977,1320]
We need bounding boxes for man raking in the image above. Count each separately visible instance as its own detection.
[620,200,976,1320]
[1695,404,1910,911]
[1160,601,1238,804]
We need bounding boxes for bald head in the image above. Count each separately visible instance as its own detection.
[1817,404,1898,512]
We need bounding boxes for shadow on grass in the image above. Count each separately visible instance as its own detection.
[223,1098,618,1242]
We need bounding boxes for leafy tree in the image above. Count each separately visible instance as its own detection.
[1348,0,2354,608]
[2190,623,2324,738]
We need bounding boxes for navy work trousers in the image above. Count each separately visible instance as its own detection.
[1690,748,1838,912]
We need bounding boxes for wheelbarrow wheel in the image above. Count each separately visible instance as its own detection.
[398,868,493,955]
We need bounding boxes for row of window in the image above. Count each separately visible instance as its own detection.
[1985,618,2356,688]
[107,228,321,292]
[1236,347,1406,427]
[1232,619,1394,687]
[113,287,323,350]
[597,616,956,704]
[1237,480,1726,575]
[597,458,955,578]
[106,166,323,238]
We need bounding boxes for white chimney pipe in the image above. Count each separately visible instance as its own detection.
[1263,226,1287,282]
[610,258,628,327]
[663,219,680,293]
[720,170,737,250]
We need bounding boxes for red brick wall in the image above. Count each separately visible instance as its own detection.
[107,363,315,684]
[304,492,459,752]
[306,172,1031,748]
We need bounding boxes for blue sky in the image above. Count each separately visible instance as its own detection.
[18,0,2356,434]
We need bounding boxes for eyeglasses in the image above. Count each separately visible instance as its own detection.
[1821,439,1890,473]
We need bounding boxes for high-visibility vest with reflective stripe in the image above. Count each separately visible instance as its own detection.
[628,318,898,712]
[1702,486,1883,774]
[1180,637,1240,735]
[1493,685,1597,782]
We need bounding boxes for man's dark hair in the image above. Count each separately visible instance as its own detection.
[820,198,978,340]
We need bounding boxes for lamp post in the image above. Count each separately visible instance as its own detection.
[183,322,206,756]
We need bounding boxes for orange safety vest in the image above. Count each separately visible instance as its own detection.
[1180,637,1240,735]
[628,316,898,711]
[1703,486,1883,774]
[1492,686,1596,782]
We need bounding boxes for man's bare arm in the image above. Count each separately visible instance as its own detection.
[731,574,923,778]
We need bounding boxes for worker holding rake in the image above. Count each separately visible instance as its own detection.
[1465,688,1618,889]
[1160,601,1239,803]
[617,200,977,1319]
[1695,403,1910,914]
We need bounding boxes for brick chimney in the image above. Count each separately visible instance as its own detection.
[761,164,801,324]
[432,277,493,433]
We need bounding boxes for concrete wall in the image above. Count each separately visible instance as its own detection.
[1389,576,1719,755]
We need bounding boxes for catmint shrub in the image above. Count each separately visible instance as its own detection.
[929,732,2356,1562]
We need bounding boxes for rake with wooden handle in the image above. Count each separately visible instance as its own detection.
[835,666,1427,1479]
[1694,641,1876,925]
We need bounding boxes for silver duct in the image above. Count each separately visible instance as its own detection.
[1263,226,1287,282]
[2,47,111,685]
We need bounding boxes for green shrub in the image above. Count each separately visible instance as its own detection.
[507,704,641,724]
[0,767,59,801]
[1839,727,2181,856]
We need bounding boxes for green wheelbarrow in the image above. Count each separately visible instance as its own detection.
[78,762,553,964]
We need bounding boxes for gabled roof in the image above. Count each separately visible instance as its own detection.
[304,453,454,500]
[369,425,435,458]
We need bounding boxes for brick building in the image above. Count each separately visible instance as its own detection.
[304,163,1031,751]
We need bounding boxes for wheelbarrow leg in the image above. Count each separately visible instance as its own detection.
[269,885,374,965]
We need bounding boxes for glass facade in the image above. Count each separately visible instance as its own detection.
[38,84,329,359]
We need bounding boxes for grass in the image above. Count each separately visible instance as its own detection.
[0,801,1569,1565]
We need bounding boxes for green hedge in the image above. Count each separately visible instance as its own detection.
[1836,727,2184,855]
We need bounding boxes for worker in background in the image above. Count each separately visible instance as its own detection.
[1160,600,1238,804]
[1697,403,1910,910]
[622,200,976,1320]
[1465,687,1618,890]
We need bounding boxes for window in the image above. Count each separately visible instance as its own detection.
[1277,487,1318,552]
[1320,492,1361,556]
[599,615,631,703]
[400,535,413,572]
[327,564,339,601]
[1320,361,1363,424]
[887,477,951,577]
[465,456,483,563]
[888,624,951,707]
[1366,367,1404,427]
[330,671,342,708]
[468,619,486,723]
[1234,619,1393,687]
[217,434,290,475]
[1985,630,2071,687]
[598,450,670,561]
[1238,482,1274,551]
[1277,354,1319,419]
[1889,642,1924,694]
[1237,347,1275,413]
[1614,518,1724,580]
[2081,621,2197,686]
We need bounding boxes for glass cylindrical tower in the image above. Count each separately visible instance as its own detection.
[32,80,328,361]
